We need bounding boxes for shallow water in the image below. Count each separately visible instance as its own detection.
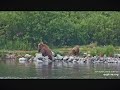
[0,59,120,79]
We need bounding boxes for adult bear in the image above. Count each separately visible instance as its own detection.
[38,42,53,60]
[68,45,80,56]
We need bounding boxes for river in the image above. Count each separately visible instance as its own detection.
[0,59,120,79]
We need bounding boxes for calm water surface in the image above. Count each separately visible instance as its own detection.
[0,59,120,79]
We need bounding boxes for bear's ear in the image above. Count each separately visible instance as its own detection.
[38,42,43,46]
[40,42,43,44]
[38,43,40,46]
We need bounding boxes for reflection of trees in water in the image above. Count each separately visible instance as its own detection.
[3,59,16,65]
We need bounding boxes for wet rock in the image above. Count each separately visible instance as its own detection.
[24,54,32,58]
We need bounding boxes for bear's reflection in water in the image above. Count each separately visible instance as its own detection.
[33,61,52,78]
[33,60,87,78]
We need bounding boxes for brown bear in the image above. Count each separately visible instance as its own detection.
[38,42,53,60]
[68,45,80,56]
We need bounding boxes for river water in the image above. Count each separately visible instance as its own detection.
[0,59,120,79]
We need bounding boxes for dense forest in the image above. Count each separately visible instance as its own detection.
[0,11,120,50]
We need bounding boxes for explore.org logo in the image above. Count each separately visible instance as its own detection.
[95,70,119,77]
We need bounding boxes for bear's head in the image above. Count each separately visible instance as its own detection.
[38,42,44,52]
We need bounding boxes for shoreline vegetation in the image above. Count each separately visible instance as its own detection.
[0,43,120,59]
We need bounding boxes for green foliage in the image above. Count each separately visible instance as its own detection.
[53,49,64,56]
[0,11,120,50]
[104,45,115,56]
[89,45,115,56]
[87,42,98,48]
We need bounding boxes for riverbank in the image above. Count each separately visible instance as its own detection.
[0,45,120,59]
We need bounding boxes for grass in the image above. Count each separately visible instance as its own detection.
[52,45,120,56]
[0,44,120,58]
[0,50,37,58]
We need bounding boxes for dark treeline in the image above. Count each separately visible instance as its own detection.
[0,11,120,50]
